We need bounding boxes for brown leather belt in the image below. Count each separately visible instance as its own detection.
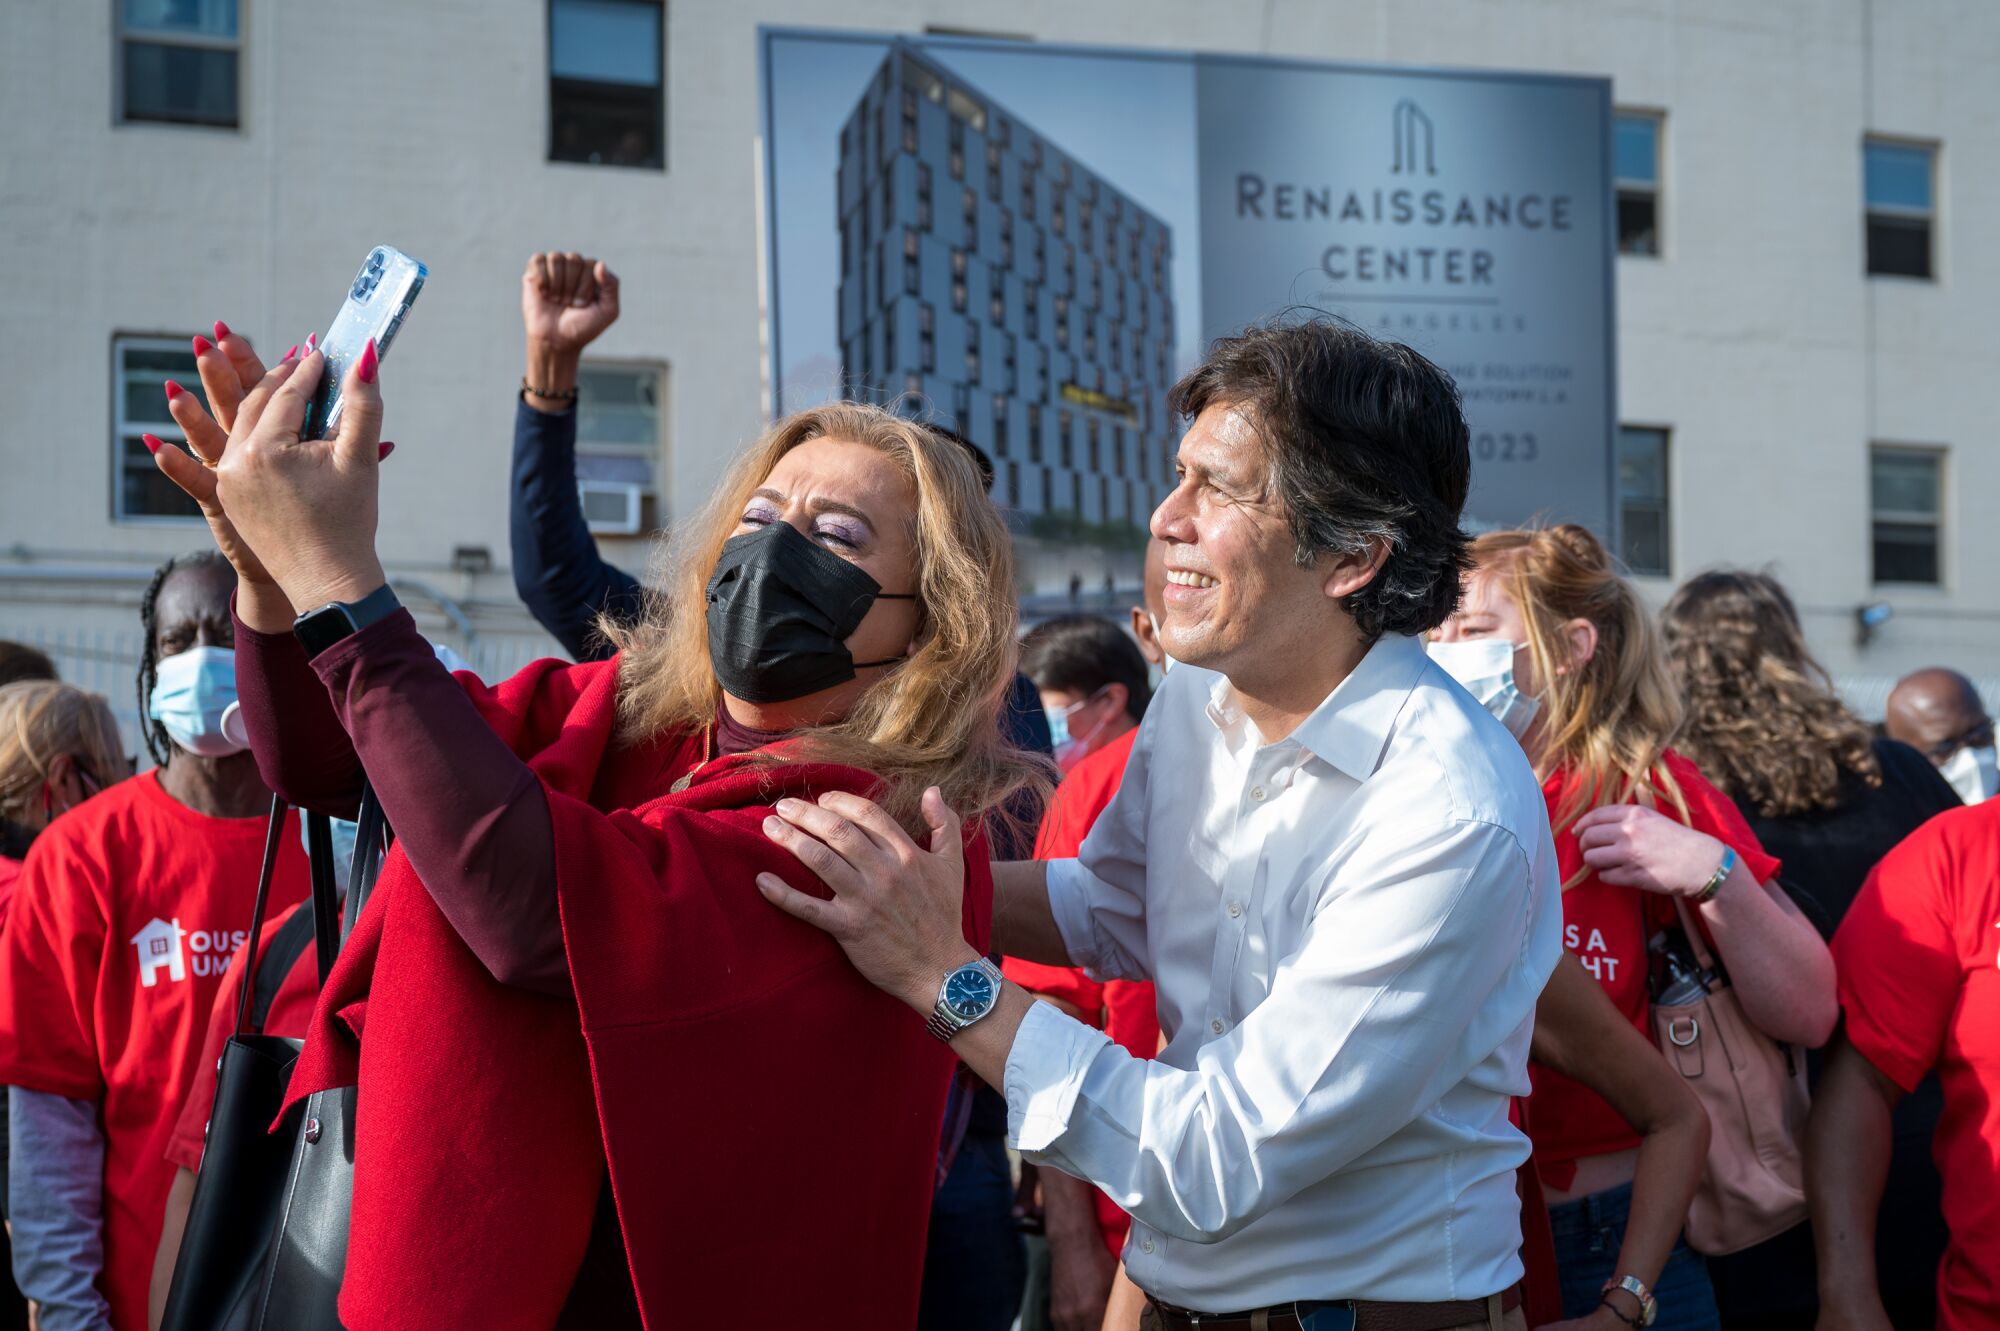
[1146,1283,1522,1331]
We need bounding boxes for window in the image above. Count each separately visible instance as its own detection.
[999,210,1014,267]
[1871,446,1944,584]
[1027,405,1043,462]
[903,226,920,295]
[549,0,664,169]
[919,303,936,373]
[965,320,980,380]
[114,337,205,521]
[119,0,240,128]
[952,382,971,432]
[917,163,933,230]
[950,249,968,313]
[1003,334,1018,394]
[964,187,979,250]
[1865,139,1936,279]
[1613,113,1661,256]
[986,142,1003,202]
[1616,426,1670,577]
[882,304,896,371]
[1024,283,1039,328]
[901,88,917,153]
[574,364,664,533]
[1006,460,1020,507]
[1087,419,1101,472]
[1059,411,1074,468]
[993,396,1009,457]
[990,268,1006,325]
[949,118,965,181]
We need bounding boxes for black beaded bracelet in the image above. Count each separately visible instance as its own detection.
[1597,1292,1643,1328]
[521,377,579,402]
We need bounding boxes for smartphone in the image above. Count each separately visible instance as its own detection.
[300,245,427,440]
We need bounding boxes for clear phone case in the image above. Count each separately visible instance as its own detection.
[302,245,427,440]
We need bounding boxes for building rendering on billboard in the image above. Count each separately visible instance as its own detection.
[835,43,1177,526]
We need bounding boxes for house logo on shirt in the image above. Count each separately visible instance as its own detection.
[131,918,187,988]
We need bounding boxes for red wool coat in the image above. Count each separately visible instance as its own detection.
[281,656,991,1330]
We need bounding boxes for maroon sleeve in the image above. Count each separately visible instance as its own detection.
[307,609,570,995]
[234,607,366,817]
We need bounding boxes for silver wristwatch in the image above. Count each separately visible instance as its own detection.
[926,958,1005,1042]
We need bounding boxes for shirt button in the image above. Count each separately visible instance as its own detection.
[1211,1019,1225,1034]
[1141,1236,1156,1253]
[1250,785,1267,801]
[1227,900,1242,918]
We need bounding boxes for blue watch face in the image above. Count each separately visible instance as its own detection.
[944,966,996,1019]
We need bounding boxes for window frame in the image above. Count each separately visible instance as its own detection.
[1613,109,1663,258]
[115,0,244,130]
[546,0,667,172]
[1869,443,1947,587]
[1614,424,1671,578]
[1863,135,1938,281]
[111,334,208,524]
[573,359,670,535]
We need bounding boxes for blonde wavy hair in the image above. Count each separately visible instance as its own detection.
[0,681,124,826]
[606,402,1049,835]
[1470,525,1690,850]
[1660,570,1879,818]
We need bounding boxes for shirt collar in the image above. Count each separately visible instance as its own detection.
[1206,632,1430,781]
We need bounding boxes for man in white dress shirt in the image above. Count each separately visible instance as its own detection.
[762,318,1562,1331]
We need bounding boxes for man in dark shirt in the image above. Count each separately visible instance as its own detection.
[507,253,1046,1330]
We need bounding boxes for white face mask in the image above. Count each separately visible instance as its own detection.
[1940,743,1999,805]
[1427,638,1542,740]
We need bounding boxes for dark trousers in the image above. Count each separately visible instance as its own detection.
[918,1130,1026,1331]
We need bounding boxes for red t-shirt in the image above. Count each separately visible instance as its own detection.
[166,901,324,1173]
[0,771,309,1331]
[1527,750,1781,1174]
[1834,801,2000,1330]
[1001,726,1159,1257]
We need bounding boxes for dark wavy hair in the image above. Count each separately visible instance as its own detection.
[1168,314,1473,638]
[1020,616,1153,723]
[1661,569,1880,818]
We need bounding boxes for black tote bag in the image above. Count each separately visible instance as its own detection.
[159,790,387,1331]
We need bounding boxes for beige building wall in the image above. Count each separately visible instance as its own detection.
[2,0,1994,741]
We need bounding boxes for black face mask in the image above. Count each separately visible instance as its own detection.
[704,520,916,704]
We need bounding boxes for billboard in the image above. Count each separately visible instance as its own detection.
[760,30,1615,560]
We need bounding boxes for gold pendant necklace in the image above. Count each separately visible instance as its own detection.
[668,722,716,795]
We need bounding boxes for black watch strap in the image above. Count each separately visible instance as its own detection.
[292,583,403,659]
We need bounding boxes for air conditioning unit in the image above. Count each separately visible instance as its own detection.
[579,481,646,535]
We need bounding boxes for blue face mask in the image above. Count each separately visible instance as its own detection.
[1045,706,1072,750]
[302,816,360,890]
[149,646,248,758]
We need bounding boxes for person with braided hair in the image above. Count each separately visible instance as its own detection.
[0,551,309,1331]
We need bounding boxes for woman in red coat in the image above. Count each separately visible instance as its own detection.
[152,327,1045,1330]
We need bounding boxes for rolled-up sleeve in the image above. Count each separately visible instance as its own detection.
[1005,816,1544,1245]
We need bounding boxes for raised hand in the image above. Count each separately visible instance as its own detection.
[208,341,389,616]
[522,252,620,356]
[150,324,279,589]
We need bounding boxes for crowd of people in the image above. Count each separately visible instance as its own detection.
[0,253,1992,1331]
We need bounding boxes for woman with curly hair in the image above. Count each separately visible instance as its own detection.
[1661,569,1956,1331]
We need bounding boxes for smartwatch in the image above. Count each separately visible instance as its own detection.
[292,583,403,659]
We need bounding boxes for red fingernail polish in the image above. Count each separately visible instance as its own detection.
[164,380,184,401]
[191,335,212,357]
[212,320,231,342]
[142,433,164,455]
[378,441,396,461]
[284,345,299,360]
[357,338,379,384]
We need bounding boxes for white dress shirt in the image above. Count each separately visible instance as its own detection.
[1003,631,1562,1310]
